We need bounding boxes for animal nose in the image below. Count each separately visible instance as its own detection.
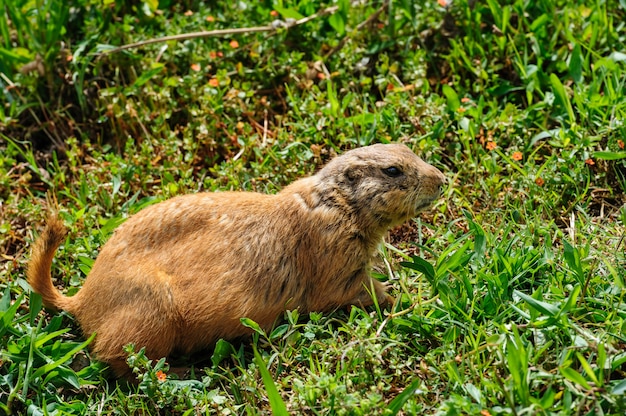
[431,166,446,193]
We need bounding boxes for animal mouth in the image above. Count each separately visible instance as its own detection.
[414,195,439,212]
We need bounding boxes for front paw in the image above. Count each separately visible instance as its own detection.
[346,280,394,309]
[380,292,396,308]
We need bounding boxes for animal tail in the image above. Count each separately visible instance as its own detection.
[27,217,75,312]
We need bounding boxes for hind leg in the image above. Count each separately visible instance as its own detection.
[90,309,178,379]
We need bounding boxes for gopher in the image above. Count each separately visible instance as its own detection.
[27,143,445,377]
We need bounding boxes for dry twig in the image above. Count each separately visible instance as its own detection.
[100,6,339,56]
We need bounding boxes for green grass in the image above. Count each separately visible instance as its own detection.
[1,0,626,414]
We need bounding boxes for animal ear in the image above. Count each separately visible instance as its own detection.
[345,167,358,182]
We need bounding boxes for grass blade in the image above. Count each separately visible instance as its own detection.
[560,366,592,390]
[31,332,96,379]
[253,347,289,416]
[514,290,560,317]
[593,151,626,160]
[0,291,24,338]
[569,43,583,84]
[401,256,435,282]
[562,239,584,278]
[442,84,460,113]
[549,73,575,124]
[387,377,422,415]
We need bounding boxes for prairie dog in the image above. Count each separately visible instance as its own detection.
[27,144,445,377]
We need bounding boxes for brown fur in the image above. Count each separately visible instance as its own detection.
[27,144,445,377]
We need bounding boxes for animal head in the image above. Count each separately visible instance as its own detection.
[316,144,445,228]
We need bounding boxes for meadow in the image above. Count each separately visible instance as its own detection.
[1,0,625,414]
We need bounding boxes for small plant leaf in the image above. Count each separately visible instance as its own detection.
[0,286,12,312]
[326,80,339,117]
[273,6,305,21]
[269,324,289,340]
[464,382,482,404]
[611,379,626,395]
[211,339,233,368]
[240,317,266,337]
[328,13,346,35]
[442,85,460,113]
[609,51,626,62]
[132,63,165,88]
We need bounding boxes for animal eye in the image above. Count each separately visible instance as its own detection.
[382,166,403,177]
